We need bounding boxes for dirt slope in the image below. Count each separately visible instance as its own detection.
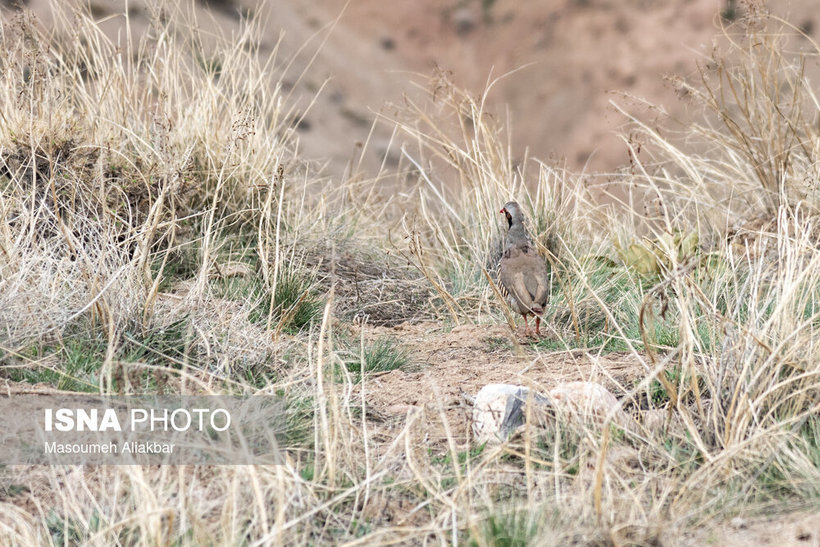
[9,0,817,178]
[277,0,820,174]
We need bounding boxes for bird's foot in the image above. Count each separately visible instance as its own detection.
[520,328,537,340]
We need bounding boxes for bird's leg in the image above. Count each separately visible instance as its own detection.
[522,314,533,337]
[535,316,542,337]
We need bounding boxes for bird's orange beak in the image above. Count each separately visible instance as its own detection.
[499,208,506,214]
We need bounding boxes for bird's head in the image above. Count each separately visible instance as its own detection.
[499,201,523,229]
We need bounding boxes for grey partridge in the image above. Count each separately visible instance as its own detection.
[498,201,549,337]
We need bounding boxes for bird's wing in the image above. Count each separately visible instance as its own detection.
[522,254,549,310]
[500,258,536,313]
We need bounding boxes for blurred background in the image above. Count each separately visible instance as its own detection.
[4,0,817,179]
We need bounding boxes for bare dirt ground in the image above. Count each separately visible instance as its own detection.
[353,322,820,545]
[696,510,820,546]
[351,321,645,445]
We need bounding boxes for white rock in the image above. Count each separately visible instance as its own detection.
[470,381,627,444]
[548,381,626,426]
[470,384,550,444]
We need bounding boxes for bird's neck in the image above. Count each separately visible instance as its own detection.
[505,223,531,249]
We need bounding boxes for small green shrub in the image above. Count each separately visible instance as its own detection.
[248,274,323,332]
[471,509,538,547]
[341,337,411,380]
[6,337,106,392]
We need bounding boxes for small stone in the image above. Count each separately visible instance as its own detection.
[452,7,477,36]
[548,381,627,426]
[471,384,550,443]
